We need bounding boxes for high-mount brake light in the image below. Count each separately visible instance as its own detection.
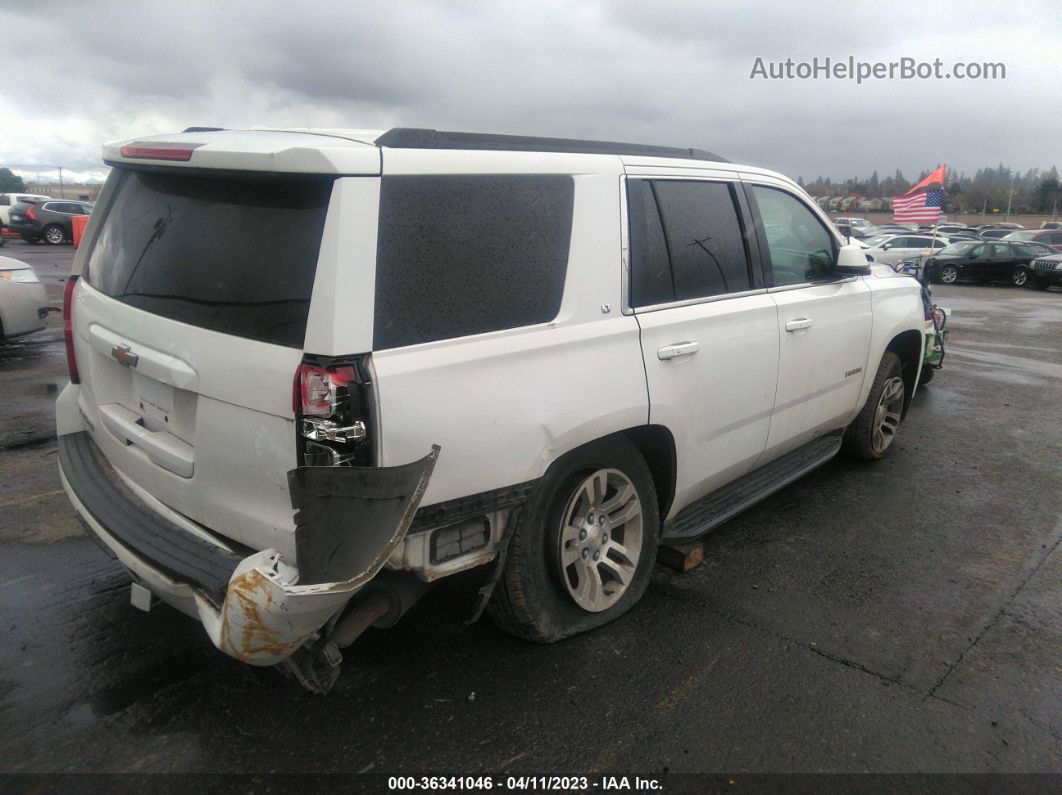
[63,277,79,384]
[120,144,196,161]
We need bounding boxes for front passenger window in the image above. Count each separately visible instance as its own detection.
[751,186,836,286]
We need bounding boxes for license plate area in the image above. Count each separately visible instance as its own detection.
[130,371,197,444]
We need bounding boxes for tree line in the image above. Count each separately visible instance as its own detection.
[798,164,1061,214]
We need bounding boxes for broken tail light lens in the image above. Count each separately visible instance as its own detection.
[294,358,371,467]
[294,363,358,417]
[63,277,79,384]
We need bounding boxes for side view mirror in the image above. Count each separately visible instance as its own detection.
[836,243,872,275]
[881,243,892,250]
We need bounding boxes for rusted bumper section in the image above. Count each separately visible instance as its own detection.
[214,445,441,665]
[58,429,439,668]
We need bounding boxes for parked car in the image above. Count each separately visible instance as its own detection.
[0,192,52,227]
[1027,253,1062,290]
[864,234,950,266]
[1039,221,1061,230]
[0,255,48,340]
[8,199,93,245]
[56,127,928,691]
[1001,229,1062,252]
[925,240,1041,286]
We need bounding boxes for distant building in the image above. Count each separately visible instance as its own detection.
[25,182,102,202]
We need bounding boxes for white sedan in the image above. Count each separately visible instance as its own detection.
[863,234,950,267]
[0,255,49,340]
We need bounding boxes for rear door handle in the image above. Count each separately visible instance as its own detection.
[785,318,813,332]
[657,341,700,360]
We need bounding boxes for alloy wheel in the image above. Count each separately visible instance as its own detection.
[558,468,643,613]
[940,265,958,284]
[872,377,905,455]
[1012,268,1028,287]
[44,225,65,245]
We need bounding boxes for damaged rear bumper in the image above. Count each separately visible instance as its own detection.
[57,431,438,667]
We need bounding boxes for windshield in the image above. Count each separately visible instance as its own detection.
[1003,231,1035,240]
[85,169,334,348]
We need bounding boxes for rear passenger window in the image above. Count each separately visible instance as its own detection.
[374,175,574,350]
[627,179,752,306]
[626,180,673,307]
[751,186,836,286]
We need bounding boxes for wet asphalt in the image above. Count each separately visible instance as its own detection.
[0,240,1059,775]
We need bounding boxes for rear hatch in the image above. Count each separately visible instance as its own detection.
[72,165,337,557]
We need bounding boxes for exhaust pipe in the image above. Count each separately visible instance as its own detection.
[330,571,432,648]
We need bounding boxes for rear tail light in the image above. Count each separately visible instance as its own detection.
[294,363,357,417]
[293,358,371,467]
[25,205,37,221]
[63,277,79,384]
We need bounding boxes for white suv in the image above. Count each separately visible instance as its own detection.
[57,128,927,691]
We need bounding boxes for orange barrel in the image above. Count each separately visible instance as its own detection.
[72,214,89,248]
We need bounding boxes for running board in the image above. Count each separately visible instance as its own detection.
[662,435,843,541]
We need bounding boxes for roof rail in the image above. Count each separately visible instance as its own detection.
[182,126,226,133]
[374,128,727,163]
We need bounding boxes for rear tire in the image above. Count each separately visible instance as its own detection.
[1012,267,1028,287]
[939,264,959,284]
[489,436,659,643]
[43,224,66,245]
[843,352,906,461]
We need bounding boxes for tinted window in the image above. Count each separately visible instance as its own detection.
[0,195,9,206]
[752,186,836,286]
[990,244,1012,258]
[86,169,333,348]
[374,175,574,350]
[1012,243,1039,258]
[650,181,751,300]
[626,180,673,307]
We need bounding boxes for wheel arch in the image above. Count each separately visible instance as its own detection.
[620,424,677,522]
[885,329,923,418]
[539,425,677,524]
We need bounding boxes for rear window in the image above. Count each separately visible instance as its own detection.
[85,169,334,348]
[373,175,574,350]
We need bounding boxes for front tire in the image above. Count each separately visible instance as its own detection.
[1012,267,1028,287]
[489,436,659,643]
[1027,278,1049,291]
[43,224,66,245]
[843,352,906,461]
[939,264,959,284]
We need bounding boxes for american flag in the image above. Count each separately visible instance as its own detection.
[892,189,944,223]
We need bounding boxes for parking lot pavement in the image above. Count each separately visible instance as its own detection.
[0,251,1059,775]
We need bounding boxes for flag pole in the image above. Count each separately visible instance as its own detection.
[924,165,945,274]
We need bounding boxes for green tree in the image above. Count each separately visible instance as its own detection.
[0,168,25,192]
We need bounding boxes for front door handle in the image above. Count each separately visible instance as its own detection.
[785,318,813,332]
[657,341,700,360]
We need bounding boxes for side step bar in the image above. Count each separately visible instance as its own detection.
[662,434,843,541]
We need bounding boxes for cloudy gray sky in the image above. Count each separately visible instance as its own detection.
[2,0,1059,185]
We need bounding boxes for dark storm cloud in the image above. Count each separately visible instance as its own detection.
[1,0,1058,182]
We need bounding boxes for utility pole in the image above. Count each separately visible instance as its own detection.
[58,166,64,199]
[1005,188,1013,221]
